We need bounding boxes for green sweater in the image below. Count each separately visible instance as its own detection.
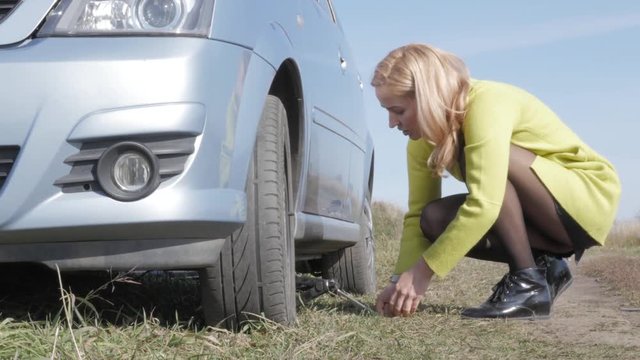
[395,80,621,277]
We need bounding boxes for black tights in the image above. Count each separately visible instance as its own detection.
[420,145,574,272]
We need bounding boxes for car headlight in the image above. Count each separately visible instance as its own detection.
[96,142,160,201]
[38,0,214,37]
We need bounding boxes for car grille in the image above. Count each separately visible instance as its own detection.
[0,146,19,192]
[0,0,20,22]
[54,137,196,194]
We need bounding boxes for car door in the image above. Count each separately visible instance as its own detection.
[294,0,366,222]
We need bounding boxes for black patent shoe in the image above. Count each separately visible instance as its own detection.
[461,267,551,320]
[536,255,573,302]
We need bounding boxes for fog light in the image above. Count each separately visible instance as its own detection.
[97,142,160,201]
[113,152,151,191]
[137,0,182,29]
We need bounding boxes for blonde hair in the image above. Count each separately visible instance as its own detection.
[371,44,470,176]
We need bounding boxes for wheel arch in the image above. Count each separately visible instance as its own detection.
[227,23,306,199]
[361,131,375,207]
[367,148,374,199]
[268,59,304,213]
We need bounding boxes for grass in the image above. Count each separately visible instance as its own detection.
[581,254,640,306]
[605,218,640,248]
[0,202,638,359]
[580,217,640,306]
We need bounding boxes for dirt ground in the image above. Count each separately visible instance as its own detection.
[532,260,640,347]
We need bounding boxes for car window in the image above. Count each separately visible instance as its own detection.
[315,0,337,23]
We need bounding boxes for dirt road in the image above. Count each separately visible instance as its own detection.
[533,261,640,347]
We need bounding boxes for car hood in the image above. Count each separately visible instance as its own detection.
[0,0,57,46]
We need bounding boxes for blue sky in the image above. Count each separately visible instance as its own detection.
[332,0,640,220]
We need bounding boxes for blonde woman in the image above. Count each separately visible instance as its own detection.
[372,44,621,319]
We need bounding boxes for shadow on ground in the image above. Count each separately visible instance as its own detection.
[0,263,204,329]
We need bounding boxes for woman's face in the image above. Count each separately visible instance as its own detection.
[375,85,421,140]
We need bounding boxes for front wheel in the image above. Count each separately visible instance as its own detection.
[199,95,295,330]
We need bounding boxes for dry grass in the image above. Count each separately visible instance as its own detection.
[0,202,638,359]
[581,254,640,306]
[371,201,405,282]
[605,218,640,248]
[581,218,640,306]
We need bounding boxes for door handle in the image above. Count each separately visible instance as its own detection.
[339,56,347,72]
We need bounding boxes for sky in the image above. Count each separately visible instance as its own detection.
[332,0,640,220]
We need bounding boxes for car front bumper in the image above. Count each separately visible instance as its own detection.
[0,36,272,269]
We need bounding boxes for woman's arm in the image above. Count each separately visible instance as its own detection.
[393,139,441,274]
[421,84,518,277]
[376,139,440,317]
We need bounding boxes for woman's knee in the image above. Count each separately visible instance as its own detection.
[508,144,536,173]
[420,195,465,241]
[420,204,443,241]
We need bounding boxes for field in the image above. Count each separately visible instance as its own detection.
[0,202,638,359]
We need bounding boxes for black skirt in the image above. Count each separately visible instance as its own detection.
[554,200,599,262]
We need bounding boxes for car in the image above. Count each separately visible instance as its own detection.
[0,0,376,330]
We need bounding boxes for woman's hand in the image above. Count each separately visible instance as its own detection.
[375,257,434,317]
[375,283,396,317]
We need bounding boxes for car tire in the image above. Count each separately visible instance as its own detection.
[321,195,377,294]
[199,95,296,330]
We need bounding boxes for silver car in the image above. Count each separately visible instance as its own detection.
[0,0,375,329]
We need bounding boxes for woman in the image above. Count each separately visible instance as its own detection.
[372,44,621,319]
